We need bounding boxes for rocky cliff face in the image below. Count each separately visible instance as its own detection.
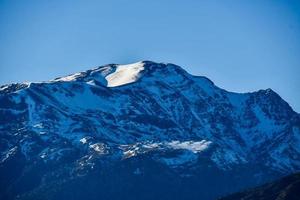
[1,61,299,200]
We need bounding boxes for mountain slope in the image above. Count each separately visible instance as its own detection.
[219,172,300,200]
[0,61,299,200]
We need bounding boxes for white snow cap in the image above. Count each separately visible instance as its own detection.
[105,61,145,87]
[167,140,212,153]
[55,72,83,82]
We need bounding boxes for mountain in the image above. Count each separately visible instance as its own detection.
[219,172,300,200]
[0,61,299,200]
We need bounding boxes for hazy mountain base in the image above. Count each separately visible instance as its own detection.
[1,149,281,200]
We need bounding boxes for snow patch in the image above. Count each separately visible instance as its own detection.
[105,62,145,87]
[1,146,18,163]
[0,85,9,91]
[80,137,88,144]
[89,143,108,154]
[166,140,212,153]
[120,140,211,160]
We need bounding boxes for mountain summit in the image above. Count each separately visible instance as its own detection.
[51,60,214,89]
[0,61,299,200]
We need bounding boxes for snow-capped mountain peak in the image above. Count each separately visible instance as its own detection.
[54,61,146,87]
[0,60,299,200]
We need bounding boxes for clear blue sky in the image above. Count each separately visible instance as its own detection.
[0,0,299,112]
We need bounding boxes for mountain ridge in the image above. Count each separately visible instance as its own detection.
[0,61,299,200]
[0,61,285,98]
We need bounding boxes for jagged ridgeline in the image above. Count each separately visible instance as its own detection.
[0,61,299,200]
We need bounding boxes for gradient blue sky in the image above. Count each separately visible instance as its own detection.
[0,0,299,112]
